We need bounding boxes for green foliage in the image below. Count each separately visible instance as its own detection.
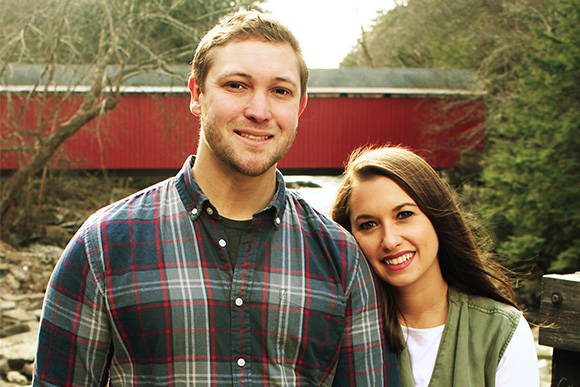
[341,0,520,71]
[343,0,580,305]
[479,0,580,275]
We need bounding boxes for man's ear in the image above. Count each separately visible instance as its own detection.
[298,94,308,117]
[188,76,201,116]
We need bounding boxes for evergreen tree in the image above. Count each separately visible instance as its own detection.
[342,0,580,306]
[479,0,580,277]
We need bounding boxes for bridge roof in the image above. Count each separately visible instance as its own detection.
[1,64,484,96]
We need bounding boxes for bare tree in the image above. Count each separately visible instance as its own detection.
[0,0,263,238]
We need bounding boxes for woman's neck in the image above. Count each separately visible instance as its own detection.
[397,279,449,329]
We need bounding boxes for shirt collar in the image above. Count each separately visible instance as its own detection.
[175,155,287,227]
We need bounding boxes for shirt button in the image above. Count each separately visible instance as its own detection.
[274,217,281,225]
[237,358,246,367]
[218,239,226,248]
[235,297,244,307]
[206,207,214,215]
[191,208,198,215]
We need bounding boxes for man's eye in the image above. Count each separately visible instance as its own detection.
[358,221,377,231]
[397,211,413,219]
[225,82,244,89]
[273,88,291,95]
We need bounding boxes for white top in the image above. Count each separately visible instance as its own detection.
[401,315,539,387]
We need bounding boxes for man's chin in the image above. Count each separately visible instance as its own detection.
[228,154,283,177]
[233,162,276,177]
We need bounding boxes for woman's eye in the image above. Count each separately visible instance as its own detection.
[358,221,377,230]
[397,211,413,219]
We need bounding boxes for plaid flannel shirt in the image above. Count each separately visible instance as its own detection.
[34,156,398,386]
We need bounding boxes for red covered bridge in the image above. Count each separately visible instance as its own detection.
[0,65,485,173]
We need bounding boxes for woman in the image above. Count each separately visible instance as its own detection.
[331,145,539,386]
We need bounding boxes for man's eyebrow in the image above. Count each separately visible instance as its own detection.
[217,71,252,80]
[274,76,298,88]
[217,72,298,88]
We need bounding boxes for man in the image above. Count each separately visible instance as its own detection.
[33,11,398,386]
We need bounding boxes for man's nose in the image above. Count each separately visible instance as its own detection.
[244,91,272,122]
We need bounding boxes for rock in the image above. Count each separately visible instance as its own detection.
[11,221,46,246]
[1,294,44,303]
[0,263,10,274]
[0,240,17,254]
[7,358,26,371]
[0,250,26,265]
[0,301,17,311]
[27,244,63,264]
[3,308,35,323]
[0,321,38,362]
[44,225,72,247]
[61,220,82,230]
[26,244,63,257]
[25,295,44,310]
[35,206,65,226]
[0,356,10,374]
[10,267,28,283]
[21,361,33,378]
[0,324,30,339]
[6,370,28,384]
[3,274,21,291]
[285,180,322,189]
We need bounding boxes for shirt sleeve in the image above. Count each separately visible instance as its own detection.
[495,315,539,387]
[33,227,111,386]
[332,249,399,386]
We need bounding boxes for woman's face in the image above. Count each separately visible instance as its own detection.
[348,175,443,292]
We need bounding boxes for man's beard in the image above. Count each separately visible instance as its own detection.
[200,114,296,177]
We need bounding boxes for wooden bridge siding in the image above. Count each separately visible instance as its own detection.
[0,94,484,171]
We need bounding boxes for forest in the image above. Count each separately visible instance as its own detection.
[343,0,579,308]
[1,0,579,311]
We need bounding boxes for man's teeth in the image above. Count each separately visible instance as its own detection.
[241,133,269,141]
[384,252,413,265]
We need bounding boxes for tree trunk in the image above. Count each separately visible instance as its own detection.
[0,93,120,234]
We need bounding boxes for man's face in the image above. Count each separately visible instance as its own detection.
[190,39,307,177]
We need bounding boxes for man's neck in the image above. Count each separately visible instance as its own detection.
[192,153,278,221]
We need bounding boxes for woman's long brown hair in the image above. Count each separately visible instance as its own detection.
[331,145,517,352]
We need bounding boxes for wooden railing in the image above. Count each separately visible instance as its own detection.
[539,272,580,386]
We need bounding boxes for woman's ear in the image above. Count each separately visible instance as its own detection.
[188,76,201,116]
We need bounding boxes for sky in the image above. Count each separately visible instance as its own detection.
[262,0,396,69]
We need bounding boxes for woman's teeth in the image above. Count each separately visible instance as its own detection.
[384,252,413,265]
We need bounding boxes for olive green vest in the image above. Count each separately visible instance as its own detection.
[400,287,521,387]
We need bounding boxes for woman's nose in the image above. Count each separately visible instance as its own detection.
[381,226,402,251]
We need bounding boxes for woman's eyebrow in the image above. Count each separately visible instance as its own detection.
[394,202,417,211]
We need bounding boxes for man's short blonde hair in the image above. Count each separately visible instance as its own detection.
[191,11,309,99]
